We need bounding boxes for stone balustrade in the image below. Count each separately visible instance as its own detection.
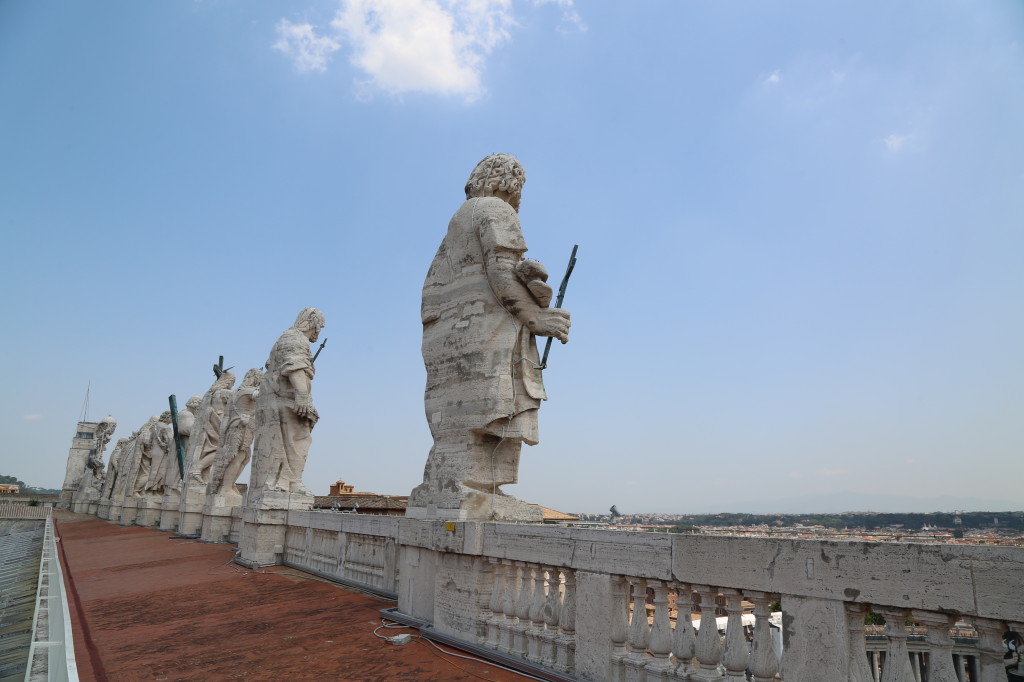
[78,498,1023,682]
[269,514,1022,682]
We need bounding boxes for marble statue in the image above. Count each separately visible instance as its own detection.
[88,415,117,478]
[207,368,262,496]
[187,373,235,484]
[248,308,325,499]
[407,153,570,522]
[177,396,201,465]
[99,438,129,500]
[144,412,173,493]
[130,415,161,496]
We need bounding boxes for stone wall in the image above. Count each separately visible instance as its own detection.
[272,512,1024,682]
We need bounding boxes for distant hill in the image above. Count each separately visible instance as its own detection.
[1,474,60,495]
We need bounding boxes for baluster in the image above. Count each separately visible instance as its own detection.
[692,585,725,681]
[671,582,697,680]
[500,560,519,653]
[951,654,964,682]
[972,617,1008,682]
[556,568,577,674]
[845,603,877,682]
[646,580,674,681]
[514,562,533,656]
[476,557,494,646]
[611,575,632,682]
[720,589,747,679]
[487,558,504,649]
[527,563,547,662]
[910,651,922,682]
[541,566,561,668]
[913,611,958,682]
[1009,621,1024,675]
[877,607,915,682]
[624,576,650,682]
[746,591,779,682]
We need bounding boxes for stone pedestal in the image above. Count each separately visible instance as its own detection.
[118,497,140,526]
[71,484,102,515]
[158,489,182,531]
[200,492,243,543]
[176,483,207,536]
[135,496,162,527]
[406,493,542,523]
[236,490,313,567]
[96,499,113,520]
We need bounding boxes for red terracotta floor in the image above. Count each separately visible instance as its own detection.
[54,511,531,682]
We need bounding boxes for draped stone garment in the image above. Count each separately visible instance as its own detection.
[421,196,546,445]
[251,328,314,493]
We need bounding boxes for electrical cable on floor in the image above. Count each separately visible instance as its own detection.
[374,618,550,682]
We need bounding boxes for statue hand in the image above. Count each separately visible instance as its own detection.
[294,392,315,416]
[524,308,570,343]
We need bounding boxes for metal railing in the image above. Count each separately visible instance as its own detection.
[24,517,78,682]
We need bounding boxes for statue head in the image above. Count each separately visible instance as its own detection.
[465,153,526,212]
[293,307,326,343]
[186,395,202,411]
[159,411,172,424]
[208,371,235,395]
[241,368,263,388]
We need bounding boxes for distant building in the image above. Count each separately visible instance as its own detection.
[0,484,20,494]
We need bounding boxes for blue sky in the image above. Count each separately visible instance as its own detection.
[2,1,1021,514]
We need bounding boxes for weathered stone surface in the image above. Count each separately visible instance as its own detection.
[247,308,325,504]
[669,535,1024,616]
[408,154,570,522]
[779,595,851,681]
[432,552,484,640]
[207,368,262,497]
[397,546,440,624]
[574,570,613,682]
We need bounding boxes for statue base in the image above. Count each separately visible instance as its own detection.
[118,497,140,526]
[135,496,162,527]
[176,483,207,536]
[96,500,113,520]
[406,485,543,523]
[158,489,182,531]
[236,489,314,567]
[71,484,102,515]
[200,492,243,543]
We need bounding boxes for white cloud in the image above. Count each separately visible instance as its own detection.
[816,468,849,477]
[534,0,586,33]
[764,69,781,85]
[331,0,516,99]
[787,471,802,478]
[274,19,342,73]
[22,414,42,420]
[884,133,910,152]
[274,0,582,100]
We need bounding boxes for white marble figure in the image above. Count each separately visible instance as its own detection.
[207,368,262,496]
[99,437,129,501]
[187,373,235,484]
[130,415,161,496]
[87,415,117,480]
[408,153,571,522]
[144,412,173,493]
[249,308,325,499]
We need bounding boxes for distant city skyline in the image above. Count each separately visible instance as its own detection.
[2,1,1021,514]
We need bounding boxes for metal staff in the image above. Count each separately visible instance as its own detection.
[540,244,578,369]
[168,394,187,480]
[312,338,328,365]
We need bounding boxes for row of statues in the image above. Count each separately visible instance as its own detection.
[68,153,570,524]
[69,307,325,533]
